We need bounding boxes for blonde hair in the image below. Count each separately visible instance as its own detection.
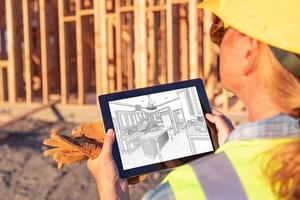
[256,43,300,199]
[256,43,300,112]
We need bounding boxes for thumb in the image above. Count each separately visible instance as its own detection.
[101,129,115,159]
[205,113,216,123]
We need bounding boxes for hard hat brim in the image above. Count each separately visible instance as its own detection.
[197,0,300,55]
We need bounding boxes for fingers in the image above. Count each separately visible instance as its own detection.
[206,108,235,145]
[101,129,115,159]
[205,113,216,123]
[209,108,235,129]
[211,108,224,116]
[206,113,230,129]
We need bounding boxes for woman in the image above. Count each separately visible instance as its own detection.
[87,0,300,199]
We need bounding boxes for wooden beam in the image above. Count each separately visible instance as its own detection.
[189,0,198,79]
[203,11,212,80]
[146,5,166,12]
[76,0,85,105]
[203,11,213,99]
[115,1,122,91]
[94,0,108,95]
[118,6,134,13]
[5,0,23,104]
[172,0,189,4]
[0,60,8,68]
[0,68,4,102]
[107,18,116,92]
[23,0,33,104]
[58,0,68,104]
[63,16,77,22]
[166,0,174,83]
[79,9,94,16]
[134,0,147,87]
[40,0,50,104]
[147,0,155,86]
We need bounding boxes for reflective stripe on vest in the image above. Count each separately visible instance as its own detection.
[191,152,248,200]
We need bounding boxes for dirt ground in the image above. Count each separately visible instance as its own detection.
[0,119,168,200]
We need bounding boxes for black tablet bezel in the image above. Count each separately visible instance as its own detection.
[98,78,218,178]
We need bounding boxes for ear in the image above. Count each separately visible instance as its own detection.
[241,38,258,76]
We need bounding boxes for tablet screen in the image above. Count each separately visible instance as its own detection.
[108,86,214,170]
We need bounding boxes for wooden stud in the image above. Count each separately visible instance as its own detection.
[40,0,50,104]
[115,1,122,91]
[203,10,213,99]
[147,0,155,86]
[188,0,198,79]
[94,0,108,94]
[22,0,33,104]
[58,0,68,105]
[5,0,23,104]
[134,0,147,88]
[0,68,4,102]
[166,0,174,83]
[75,0,85,105]
[107,18,116,92]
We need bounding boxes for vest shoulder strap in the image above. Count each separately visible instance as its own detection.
[164,152,249,200]
[190,152,248,200]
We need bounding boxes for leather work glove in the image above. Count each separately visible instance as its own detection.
[43,121,147,184]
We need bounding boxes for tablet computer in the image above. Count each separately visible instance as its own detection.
[98,78,218,178]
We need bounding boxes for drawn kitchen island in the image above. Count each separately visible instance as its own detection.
[109,86,214,170]
[140,127,170,160]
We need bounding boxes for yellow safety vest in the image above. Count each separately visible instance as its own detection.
[162,138,294,200]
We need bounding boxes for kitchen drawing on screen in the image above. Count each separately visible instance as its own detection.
[108,86,214,170]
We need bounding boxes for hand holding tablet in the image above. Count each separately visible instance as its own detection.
[98,79,218,178]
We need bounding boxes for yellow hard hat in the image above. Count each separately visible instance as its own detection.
[197,0,300,55]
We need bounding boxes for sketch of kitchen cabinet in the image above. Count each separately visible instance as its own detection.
[121,133,142,154]
[113,117,125,153]
[185,88,202,117]
[173,108,186,129]
[155,111,163,127]
[135,111,148,123]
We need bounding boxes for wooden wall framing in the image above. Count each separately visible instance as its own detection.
[0,0,245,114]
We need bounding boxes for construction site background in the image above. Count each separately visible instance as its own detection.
[0,0,246,200]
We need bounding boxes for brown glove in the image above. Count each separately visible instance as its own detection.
[43,121,147,184]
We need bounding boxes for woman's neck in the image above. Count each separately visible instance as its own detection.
[239,89,284,122]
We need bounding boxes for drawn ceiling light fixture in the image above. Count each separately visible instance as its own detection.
[146,95,157,110]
